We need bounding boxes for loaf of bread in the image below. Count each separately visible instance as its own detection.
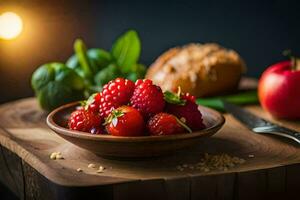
[146,43,246,97]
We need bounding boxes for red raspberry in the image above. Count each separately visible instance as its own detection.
[130,79,165,118]
[147,113,188,136]
[166,93,205,131]
[182,92,196,103]
[68,109,102,134]
[85,93,101,114]
[99,78,135,118]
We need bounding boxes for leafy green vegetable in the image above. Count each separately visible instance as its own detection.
[37,82,83,111]
[196,90,259,112]
[31,63,85,111]
[32,29,146,111]
[94,63,120,87]
[126,63,146,81]
[66,48,111,77]
[73,39,93,82]
[67,30,144,87]
[31,64,55,91]
[88,48,112,69]
[111,30,141,73]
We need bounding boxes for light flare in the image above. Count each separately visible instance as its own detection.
[0,12,23,40]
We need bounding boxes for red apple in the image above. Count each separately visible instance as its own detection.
[258,59,300,119]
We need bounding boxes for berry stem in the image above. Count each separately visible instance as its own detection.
[177,86,182,97]
[175,117,192,133]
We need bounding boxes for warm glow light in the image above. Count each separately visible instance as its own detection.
[0,12,23,40]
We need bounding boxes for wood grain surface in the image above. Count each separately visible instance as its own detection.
[0,85,300,199]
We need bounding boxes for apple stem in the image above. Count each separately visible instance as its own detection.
[283,49,300,71]
[291,56,296,70]
[291,57,300,71]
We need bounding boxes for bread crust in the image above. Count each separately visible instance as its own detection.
[146,43,246,97]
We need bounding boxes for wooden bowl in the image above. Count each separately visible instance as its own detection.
[47,102,225,158]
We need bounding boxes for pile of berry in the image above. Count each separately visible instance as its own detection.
[68,78,205,136]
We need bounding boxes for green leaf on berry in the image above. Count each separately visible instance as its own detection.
[79,100,86,107]
[163,91,186,105]
[112,117,118,127]
[103,109,124,126]
[112,109,125,118]
[83,93,97,110]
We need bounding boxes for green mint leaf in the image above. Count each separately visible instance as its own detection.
[164,91,186,105]
[111,30,141,73]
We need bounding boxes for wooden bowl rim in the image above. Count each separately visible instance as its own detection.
[47,102,225,143]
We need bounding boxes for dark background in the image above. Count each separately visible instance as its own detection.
[0,0,300,105]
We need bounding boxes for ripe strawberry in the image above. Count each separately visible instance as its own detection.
[130,79,165,118]
[165,90,205,131]
[99,78,135,118]
[68,109,103,134]
[147,113,191,136]
[105,106,145,136]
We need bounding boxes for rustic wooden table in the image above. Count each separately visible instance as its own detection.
[0,94,300,199]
